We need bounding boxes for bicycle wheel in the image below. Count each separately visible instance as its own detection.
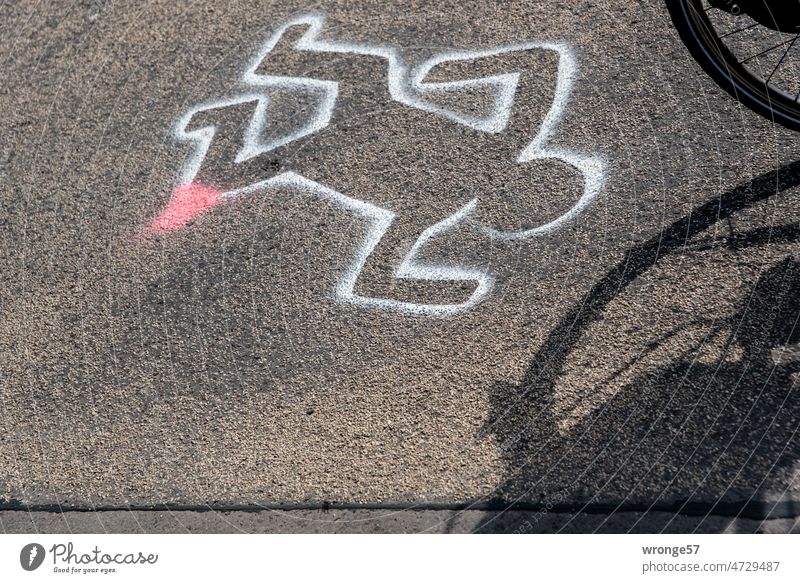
[666,0,800,131]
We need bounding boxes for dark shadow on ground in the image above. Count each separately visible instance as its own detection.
[479,161,800,533]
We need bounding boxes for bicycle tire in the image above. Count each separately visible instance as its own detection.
[666,0,800,131]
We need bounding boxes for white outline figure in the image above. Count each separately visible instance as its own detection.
[166,13,606,316]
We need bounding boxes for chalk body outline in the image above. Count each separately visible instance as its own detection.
[167,13,606,316]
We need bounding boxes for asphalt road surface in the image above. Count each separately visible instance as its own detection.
[2,0,799,533]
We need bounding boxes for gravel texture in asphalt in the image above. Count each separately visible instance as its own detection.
[1,0,798,528]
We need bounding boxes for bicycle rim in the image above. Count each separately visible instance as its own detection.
[669,0,800,131]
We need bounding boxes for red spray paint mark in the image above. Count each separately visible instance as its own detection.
[142,182,223,236]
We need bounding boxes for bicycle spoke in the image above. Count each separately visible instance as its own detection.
[719,22,760,39]
[765,35,798,83]
[741,38,797,64]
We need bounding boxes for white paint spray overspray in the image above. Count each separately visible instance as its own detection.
[153,13,607,316]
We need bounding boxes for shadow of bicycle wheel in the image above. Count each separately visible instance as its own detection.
[480,160,800,533]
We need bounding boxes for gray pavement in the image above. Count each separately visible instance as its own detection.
[1,0,799,532]
[3,510,799,534]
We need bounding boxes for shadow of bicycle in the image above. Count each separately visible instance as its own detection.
[479,160,800,533]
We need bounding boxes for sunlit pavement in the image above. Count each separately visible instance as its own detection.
[1,1,798,533]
